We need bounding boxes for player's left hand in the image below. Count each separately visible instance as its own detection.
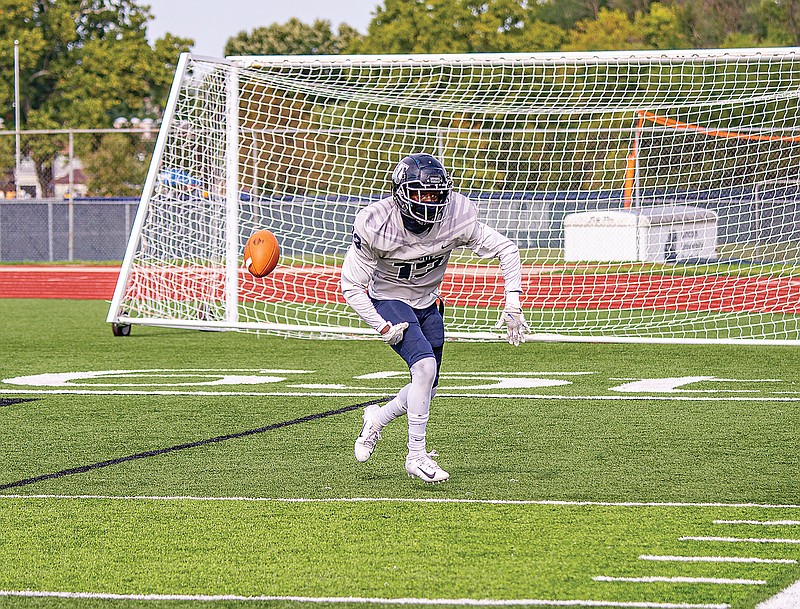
[495,307,529,346]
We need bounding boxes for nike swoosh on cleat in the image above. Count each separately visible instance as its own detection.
[419,468,438,479]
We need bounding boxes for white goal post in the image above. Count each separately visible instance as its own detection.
[108,49,800,344]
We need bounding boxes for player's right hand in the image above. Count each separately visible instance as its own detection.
[380,321,408,346]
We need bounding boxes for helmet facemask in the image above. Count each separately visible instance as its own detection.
[396,183,450,225]
[391,154,453,230]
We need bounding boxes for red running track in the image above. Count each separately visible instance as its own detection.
[1,265,799,314]
[0,266,120,299]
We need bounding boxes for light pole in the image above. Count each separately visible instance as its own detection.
[14,40,21,200]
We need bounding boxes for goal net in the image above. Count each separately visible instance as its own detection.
[108,49,800,344]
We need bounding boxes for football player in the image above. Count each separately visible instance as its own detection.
[341,153,527,483]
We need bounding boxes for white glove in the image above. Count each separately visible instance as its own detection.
[495,308,529,346]
[380,321,408,346]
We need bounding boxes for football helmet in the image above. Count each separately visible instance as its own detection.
[391,154,453,229]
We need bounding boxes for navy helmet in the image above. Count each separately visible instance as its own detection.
[391,153,453,229]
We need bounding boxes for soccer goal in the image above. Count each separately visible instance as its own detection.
[108,49,800,344]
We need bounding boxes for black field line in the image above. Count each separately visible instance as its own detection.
[0,397,388,491]
[0,398,38,407]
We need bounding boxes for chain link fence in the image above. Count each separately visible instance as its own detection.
[0,198,138,262]
[0,127,154,262]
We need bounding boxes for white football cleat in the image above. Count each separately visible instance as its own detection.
[405,451,449,483]
[354,404,382,462]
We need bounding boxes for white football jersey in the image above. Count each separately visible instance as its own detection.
[341,192,522,331]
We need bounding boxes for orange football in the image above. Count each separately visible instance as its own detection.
[244,229,280,278]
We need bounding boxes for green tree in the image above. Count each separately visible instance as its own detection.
[459,0,526,52]
[536,0,609,30]
[463,0,570,52]
[354,0,454,54]
[81,132,151,197]
[607,0,653,19]
[676,0,753,47]
[508,19,569,51]
[354,0,566,54]
[224,18,363,56]
[562,8,645,50]
[634,2,692,49]
[0,1,190,197]
[749,0,800,46]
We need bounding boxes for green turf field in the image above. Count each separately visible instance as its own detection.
[0,299,798,609]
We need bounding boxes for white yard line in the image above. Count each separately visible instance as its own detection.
[1,388,800,401]
[639,555,797,564]
[594,576,765,585]
[1,494,800,509]
[756,578,800,609]
[680,537,800,544]
[0,590,731,608]
[713,520,800,526]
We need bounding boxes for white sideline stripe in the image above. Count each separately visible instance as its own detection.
[0,590,731,608]
[756,578,800,609]
[681,537,800,544]
[1,495,800,509]
[639,555,797,564]
[594,576,765,585]
[713,520,800,526]
[1,388,800,402]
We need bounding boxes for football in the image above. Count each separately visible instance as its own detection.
[243,229,280,278]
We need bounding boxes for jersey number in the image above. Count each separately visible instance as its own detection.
[392,255,446,280]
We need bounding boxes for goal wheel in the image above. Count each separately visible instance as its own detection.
[112,323,132,337]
